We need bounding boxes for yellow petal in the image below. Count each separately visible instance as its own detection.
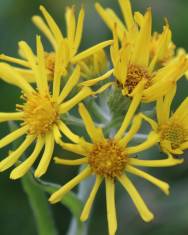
[118,174,154,222]
[129,157,184,167]
[66,6,76,45]
[0,62,34,94]
[115,84,143,139]
[0,112,24,123]
[78,103,104,143]
[140,113,158,131]
[58,121,80,143]
[80,176,103,221]
[72,40,113,63]
[126,165,170,195]
[0,125,28,148]
[36,35,49,92]
[118,0,134,30]
[10,136,44,179]
[39,5,63,43]
[79,69,113,87]
[105,179,117,235]
[61,142,89,157]
[0,54,30,67]
[120,114,142,146]
[59,87,93,113]
[54,157,88,166]
[32,15,57,49]
[127,132,159,154]
[131,9,151,67]
[0,135,35,172]
[74,7,85,54]
[34,133,54,177]
[49,167,91,204]
[58,65,80,103]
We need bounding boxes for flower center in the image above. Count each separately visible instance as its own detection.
[17,92,59,136]
[124,64,152,94]
[88,139,128,178]
[44,52,55,78]
[160,122,186,149]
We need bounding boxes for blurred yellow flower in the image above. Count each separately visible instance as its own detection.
[0,5,112,81]
[141,86,188,157]
[0,36,104,179]
[49,102,182,235]
[80,15,188,102]
[95,0,175,65]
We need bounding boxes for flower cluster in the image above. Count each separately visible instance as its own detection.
[0,1,188,235]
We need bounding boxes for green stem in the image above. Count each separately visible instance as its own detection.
[21,172,58,235]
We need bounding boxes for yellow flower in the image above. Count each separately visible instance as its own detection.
[49,102,182,235]
[0,5,112,81]
[95,0,175,65]
[141,86,188,157]
[79,49,109,79]
[0,36,106,180]
[80,16,188,102]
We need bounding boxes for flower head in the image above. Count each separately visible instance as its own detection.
[49,102,182,235]
[141,86,188,156]
[0,36,99,179]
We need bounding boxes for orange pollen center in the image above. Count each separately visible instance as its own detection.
[160,122,186,149]
[88,139,128,178]
[17,92,59,136]
[124,64,152,94]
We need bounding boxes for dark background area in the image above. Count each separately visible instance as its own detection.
[0,0,188,235]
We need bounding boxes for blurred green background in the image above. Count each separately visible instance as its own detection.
[1,0,188,235]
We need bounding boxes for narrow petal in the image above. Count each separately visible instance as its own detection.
[53,41,67,98]
[127,132,159,154]
[15,68,35,83]
[129,157,184,167]
[118,0,134,30]
[74,7,85,54]
[81,176,103,221]
[0,63,34,94]
[61,142,89,156]
[72,40,113,63]
[19,41,43,92]
[79,69,114,87]
[32,15,57,49]
[49,167,91,204]
[105,179,117,235]
[132,9,151,67]
[10,136,44,179]
[118,174,154,222]
[115,85,143,139]
[54,157,88,166]
[173,97,188,121]
[59,121,80,143]
[140,113,158,131]
[39,5,64,44]
[0,135,35,172]
[78,103,104,142]
[0,112,24,123]
[34,133,54,177]
[120,114,142,146]
[126,165,170,195]
[59,87,93,113]
[66,6,76,45]
[0,54,30,67]
[58,65,80,103]
[0,125,28,148]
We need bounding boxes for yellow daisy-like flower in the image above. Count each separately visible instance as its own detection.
[141,86,188,157]
[49,102,182,235]
[0,5,112,81]
[95,0,175,65]
[0,36,106,179]
[80,16,188,102]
